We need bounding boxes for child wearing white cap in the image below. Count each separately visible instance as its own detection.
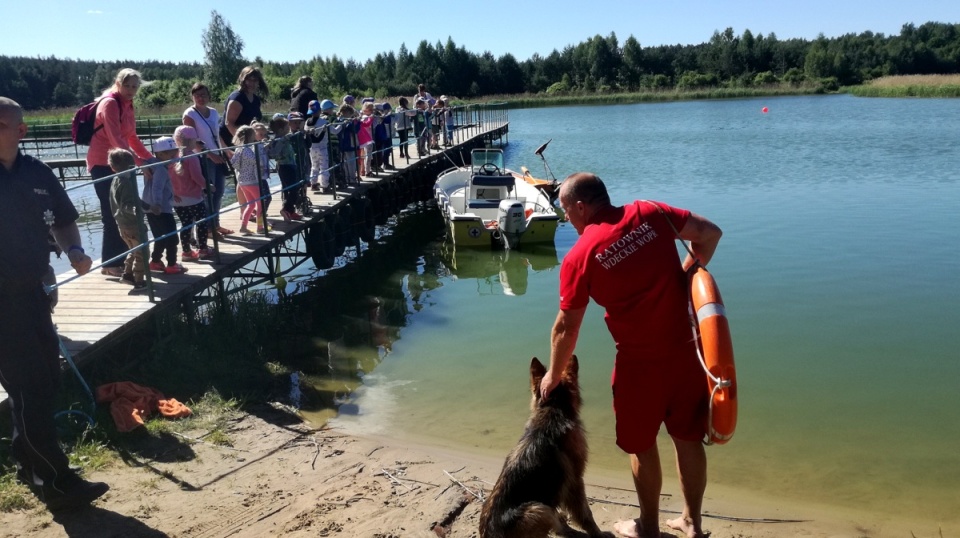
[142,137,186,274]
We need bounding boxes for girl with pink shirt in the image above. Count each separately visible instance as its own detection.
[170,126,213,261]
[85,68,154,276]
[358,102,376,177]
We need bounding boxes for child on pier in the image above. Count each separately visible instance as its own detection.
[251,122,273,230]
[107,149,147,289]
[267,115,303,222]
[358,102,376,177]
[231,125,266,235]
[337,105,359,185]
[395,97,412,159]
[142,137,186,274]
[170,126,213,261]
[373,102,394,171]
[413,98,430,157]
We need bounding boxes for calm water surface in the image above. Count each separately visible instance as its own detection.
[323,94,960,527]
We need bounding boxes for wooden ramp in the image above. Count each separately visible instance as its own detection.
[0,120,510,404]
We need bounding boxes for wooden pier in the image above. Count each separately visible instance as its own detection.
[0,119,509,404]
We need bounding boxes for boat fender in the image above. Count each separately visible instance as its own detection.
[337,203,356,249]
[690,265,738,445]
[329,212,347,257]
[388,182,401,216]
[307,221,336,269]
[358,197,376,243]
[371,186,390,226]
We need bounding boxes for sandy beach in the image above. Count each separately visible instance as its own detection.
[0,403,947,538]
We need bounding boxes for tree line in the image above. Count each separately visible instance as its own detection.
[2,14,958,113]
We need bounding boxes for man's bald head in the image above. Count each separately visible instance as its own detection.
[0,97,24,125]
[560,172,611,209]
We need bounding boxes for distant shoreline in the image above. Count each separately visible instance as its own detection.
[21,77,959,124]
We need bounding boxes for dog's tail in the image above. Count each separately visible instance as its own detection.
[481,501,564,538]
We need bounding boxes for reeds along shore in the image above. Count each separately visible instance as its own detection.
[19,77,960,126]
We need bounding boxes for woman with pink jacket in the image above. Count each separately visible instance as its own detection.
[85,68,153,276]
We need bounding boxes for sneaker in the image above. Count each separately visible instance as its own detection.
[182,250,200,262]
[288,211,303,221]
[164,263,186,274]
[280,209,293,222]
[189,237,199,249]
[132,280,147,290]
[119,273,136,286]
[311,184,321,192]
[100,266,123,277]
[149,261,166,272]
[239,226,253,236]
[198,248,214,260]
[42,475,110,511]
[321,187,334,194]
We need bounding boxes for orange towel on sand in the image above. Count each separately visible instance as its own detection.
[95,381,192,432]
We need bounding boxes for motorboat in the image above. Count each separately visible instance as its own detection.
[434,148,560,249]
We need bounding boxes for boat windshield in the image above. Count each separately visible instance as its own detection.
[470,149,505,173]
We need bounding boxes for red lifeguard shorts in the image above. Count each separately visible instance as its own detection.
[611,340,708,454]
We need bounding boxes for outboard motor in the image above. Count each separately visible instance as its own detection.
[497,200,527,249]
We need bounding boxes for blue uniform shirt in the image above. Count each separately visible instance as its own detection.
[0,152,79,290]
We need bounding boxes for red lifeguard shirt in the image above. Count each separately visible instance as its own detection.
[559,200,691,355]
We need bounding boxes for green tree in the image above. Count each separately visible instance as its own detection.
[201,10,247,92]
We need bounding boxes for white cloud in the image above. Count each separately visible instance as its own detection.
[87,10,103,15]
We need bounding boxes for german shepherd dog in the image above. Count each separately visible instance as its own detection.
[479,356,612,538]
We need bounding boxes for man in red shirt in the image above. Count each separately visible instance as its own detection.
[540,172,722,538]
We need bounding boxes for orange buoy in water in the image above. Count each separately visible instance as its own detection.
[761,106,769,113]
[690,265,737,445]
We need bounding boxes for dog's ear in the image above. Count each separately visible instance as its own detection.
[530,357,547,379]
[530,357,546,394]
[564,355,579,376]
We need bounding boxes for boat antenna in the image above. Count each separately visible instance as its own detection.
[535,139,558,182]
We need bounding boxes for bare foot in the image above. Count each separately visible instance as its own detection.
[613,519,660,538]
[665,516,705,538]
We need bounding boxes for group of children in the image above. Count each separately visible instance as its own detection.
[104,91,459,290]
[107,125,218,288]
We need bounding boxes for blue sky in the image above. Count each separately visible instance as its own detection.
[3,0,959,64]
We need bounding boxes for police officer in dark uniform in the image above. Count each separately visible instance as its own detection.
[0,96,109,510]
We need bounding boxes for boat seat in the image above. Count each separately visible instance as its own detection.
[471,175,515,187]
[467,199,502,209]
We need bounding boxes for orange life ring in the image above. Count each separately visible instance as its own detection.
[690,266,737,445]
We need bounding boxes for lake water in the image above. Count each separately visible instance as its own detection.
[318,95,960,530]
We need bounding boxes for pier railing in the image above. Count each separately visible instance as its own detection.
[20,102,510,183]
[45,103,509,303]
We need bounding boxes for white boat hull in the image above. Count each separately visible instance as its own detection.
[434,149,559,249]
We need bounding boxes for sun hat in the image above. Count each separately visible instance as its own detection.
[173,125,198,140]
[153,136,177,152]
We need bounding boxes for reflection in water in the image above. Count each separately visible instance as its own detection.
[278,207,446,423]
[439,241,559,296]
[274,206,562,425]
